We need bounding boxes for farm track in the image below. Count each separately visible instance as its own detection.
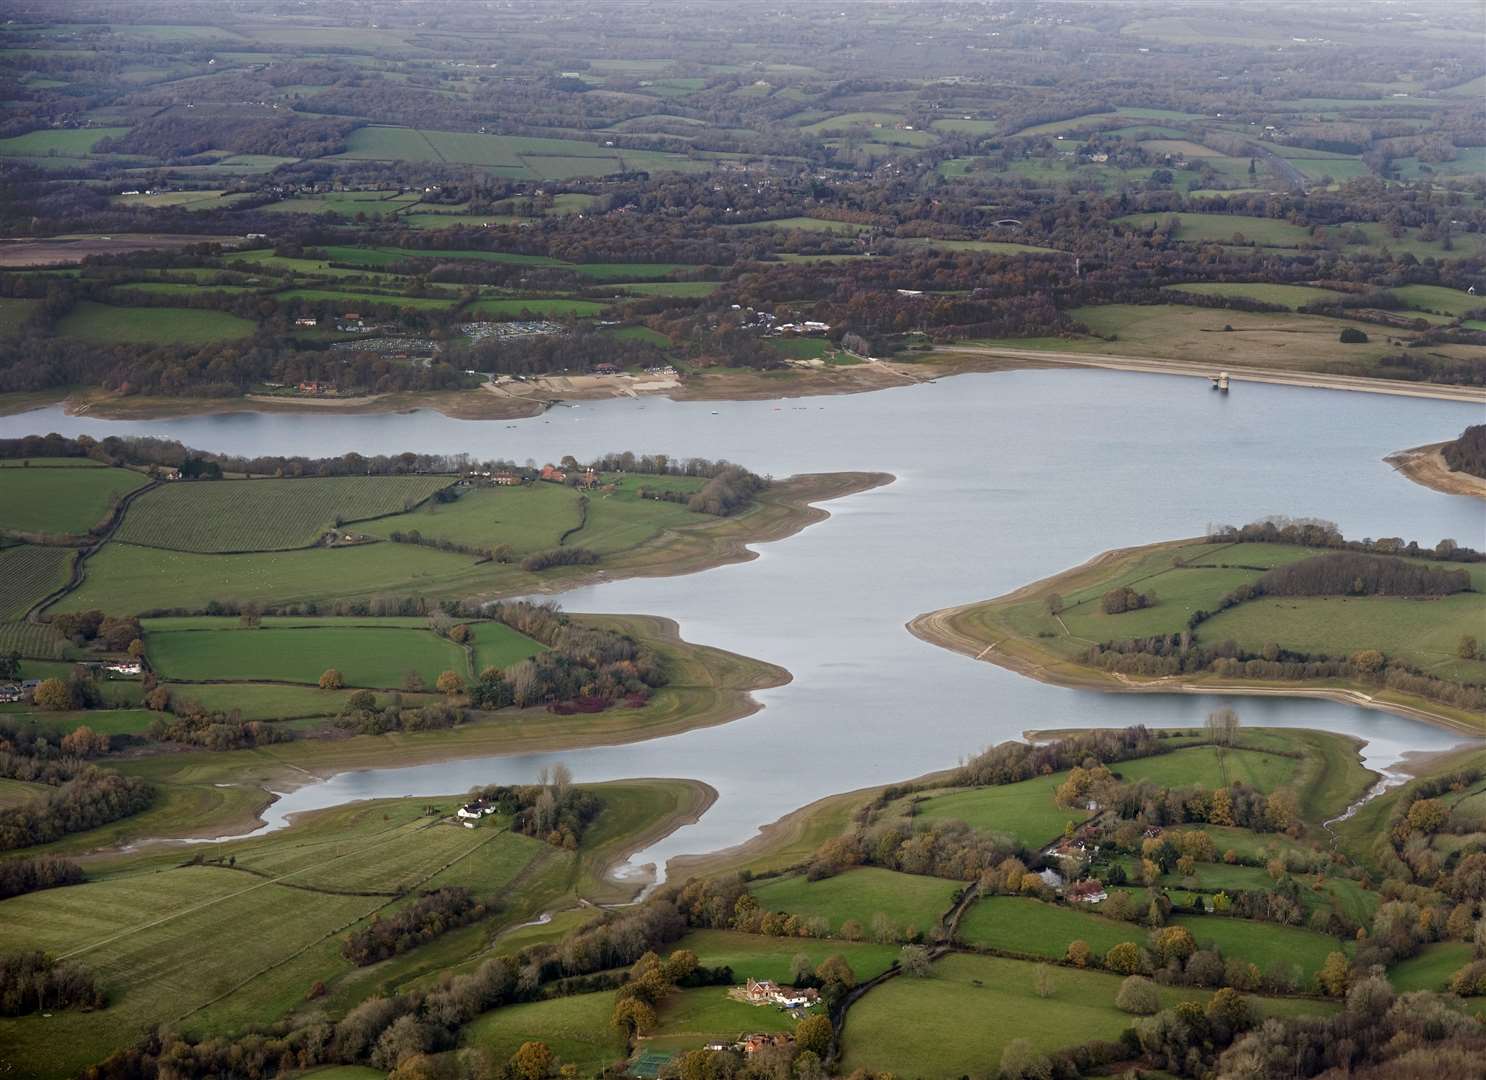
[26,474,161,620]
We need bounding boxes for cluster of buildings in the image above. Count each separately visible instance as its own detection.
[702,1033,796,1056]
[456,798,498,821]
[0,679,41,704]
[743,978,820,1009]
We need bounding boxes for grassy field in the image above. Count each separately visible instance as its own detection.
[0,776,702,1079]
[465,297,606,319]
[146,624,471,688]
[929,535,1486,730]
[839,952,1326,1078]
[749,867,960,939]
[0,127,129,156]
[957,896,1144,959]
[1172,915,1343,985]
[55,301,256,344]
[1113,745,1301,791]
[674,929,901,983]
[611,280,721,297]
[463,992,628,1073]
[911,773,1085,847]
[363,483,579,552]
[1387,942,1472,992]
[1389,284,1482,318]
[0,544,76,621]
[114,475,453,552]
[647,984,798,1053]
[0,464,150,536]
[1165,282,1344,309]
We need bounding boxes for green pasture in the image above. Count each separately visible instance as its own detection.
[463,992,628,1073]
[55,302,256,345]
[648,984,798,1053]
[1165,282,1344,309]
[114,475,453,553]
[839,952,1325,1079]
[465,297,606,319]
[675,929,901,984]
[1387,942,1473,993]
[912,772,1084,847]
[748,867,960,939]
[1113,745,1301,792]
[0,465,149,537]
[364,483,579,553]
[957,896,1143,959]
[1172,916,1342,984]
[274,287,460,310]
[611,281,721,297]
[144,624,476,688]
[0,127,129,157]
[159,681,437,721]
[55,539,498,614]
[1389,284,1481,318]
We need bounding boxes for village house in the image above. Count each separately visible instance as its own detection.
[740,1033,794,1054]
[539,465,567,483]
[592,362,620,376]
[298,381,332,395]
[294,317,318,328]
[457,799,498,821]
[575,468,601,489]
[104,660,142,676]
[744,979,820,1009]
[1067,879,1108,904]
[158,466,182,481]
[493,472,521,486]
[0,684,21,704]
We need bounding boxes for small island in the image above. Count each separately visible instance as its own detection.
[911,518,1486,734]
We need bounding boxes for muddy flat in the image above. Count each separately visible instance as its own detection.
[0,233,242,267]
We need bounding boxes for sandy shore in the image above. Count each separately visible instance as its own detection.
[1385,442,1486,501]
[940,345,1486,404]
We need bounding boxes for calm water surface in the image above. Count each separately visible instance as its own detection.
[9,370,1484,876]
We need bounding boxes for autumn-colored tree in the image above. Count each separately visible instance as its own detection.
[1406,798,1448,834]
[1318,951,1350,997]
[794,1014,832,1056]
[32,678,71,711]
[436,670,464,695]
[610,996,656,1038]
[1459,635,1478,660]
[900,944,932,977]
[127,638,145,658]
[511,1041,554,1080]
[1105,941,1144,975]
[1032,963,1055,998]
[1150,926,1196,965]
[1066,939,1091,968]
[319,668,344,690]
[60,725,108,757]
[145,685,171,711]
[815,953,856,991]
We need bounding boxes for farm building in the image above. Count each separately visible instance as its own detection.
[0,684,21,703]
[592,362,620,376]
[539,465,567,483]
[104,660,142,676]
[741,1033,794,1054]
[744,978,819,1008]
[493,472,521,486]
[294,317,319,327]
[457,799,498,821]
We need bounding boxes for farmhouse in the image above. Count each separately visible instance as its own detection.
[104,660,142,676]
[744,978,820,1008]
[575,469,601,488]
[539,465,567,483]
[298,381,333,395]
[592,362,621,376]
[741,1033,794,1055]
[0,684,21,703]
[1066,879,1108,904]
[457,799,498,820]
[493,472,521,486]
[294,317,319,327]
[158,466,182,480]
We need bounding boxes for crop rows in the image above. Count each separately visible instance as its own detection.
[0,620,69,659]
[0,544,75,620]
[113,476,453,553]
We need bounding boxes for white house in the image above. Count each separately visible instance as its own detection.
[457,800,498,820]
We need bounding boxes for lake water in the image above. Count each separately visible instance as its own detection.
[8,370,1484,877]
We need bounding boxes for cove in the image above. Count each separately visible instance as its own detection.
[9,369,1483,877]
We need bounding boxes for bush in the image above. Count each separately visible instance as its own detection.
[1105,941,1145,975]
[1115,975,1160,1015]
[1339,327,1369,343]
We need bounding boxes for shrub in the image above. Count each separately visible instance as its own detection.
[1115,975,1160,1015]
[1339,327,1369,343]
[1105,941,1145,975]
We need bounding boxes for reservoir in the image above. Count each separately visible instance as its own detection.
[7,369,1483,875]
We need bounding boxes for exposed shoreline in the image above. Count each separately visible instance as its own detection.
[907,538,1486,738]
[937,345,1486,404]
[1385,442,1486,502]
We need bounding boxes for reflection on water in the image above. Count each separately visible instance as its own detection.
[10,370,1482,877]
